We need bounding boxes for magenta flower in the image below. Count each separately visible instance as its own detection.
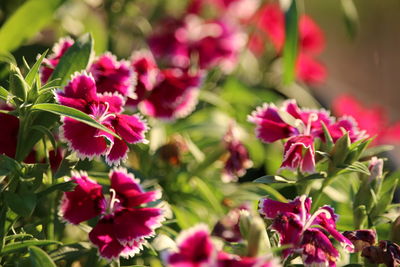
[259,195,354,266]
[89,53,136,98]
[148,15,245,73]
[139,68,203,120]
[59,168,164,260]
[222,124,253,182]
[248,100,365,172]
[127,50,159,107]
[165,224,279,267]
[281,135,315,173]
[40,37,74,84]
[56,72,148,165]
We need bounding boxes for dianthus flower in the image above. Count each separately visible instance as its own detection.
[138,68,203,120]
[222,124,252,182]
[89,53,136,98]
[40,37,74,84]
[165,224,280,267]
[127,50,159,107]
[249,4,326,84]
[59,168,164,260]
[248,100,366,172]
[148,15,246,73]
[56,72,148,165]
[259,195,354,266]
[332,94,400,145]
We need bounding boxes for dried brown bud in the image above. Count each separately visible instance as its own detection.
[343,229,377,252]
[362,240,400,267]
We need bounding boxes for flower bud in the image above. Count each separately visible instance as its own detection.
[9,64,28,102]
[362,240,400,267]
[343,230,377,253]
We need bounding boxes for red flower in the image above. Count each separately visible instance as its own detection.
[332,94,400,145]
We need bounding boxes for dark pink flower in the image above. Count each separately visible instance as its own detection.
[247,103,297,143]
[332,94,400,145]
[127,51,159,107]
[222,124,253,182]
[40,37,74,84]
[165,224,279,267]
[59,168,164,260]
[259,195,354,266]
[89,53,136,98]
[148,15,245,73]
[56,72,148,165]
[281,135,315,173]
[139,68,203,120]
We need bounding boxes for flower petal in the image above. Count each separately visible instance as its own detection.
[61,117,109,160]
[113,207,164,245]
[112,114,148,144]
[89,53,136,98]
[166,224,216,266]
[59,172,105,224]
[56,72,98,109]
[89,216,128,260]
[281,135,315,173]
[110,168,161,207]
[98,92,125,113]
[105,137,128,166]
[248,103,296,143]
[301,228,339,267]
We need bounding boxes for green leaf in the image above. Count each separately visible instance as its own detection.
[192,177,224,216]
[0,154,21,176]
[4,191,37,217]
[282,0,299,84]
[25,50,48,87]
[31,103,119,138]
[0,240,61,256]
[30,125,57,152]
[0,86,14,104]
[253,175,295,184]
[37,181,76,199]
[339,161,370,176]
[29,246,56,267]
[50,33,93,86]
[340,0,359,38]
[0,0,61,53]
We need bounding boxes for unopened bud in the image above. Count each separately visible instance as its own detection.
[343,229,377,253]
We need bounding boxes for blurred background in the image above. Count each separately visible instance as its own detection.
[1,0,400,159]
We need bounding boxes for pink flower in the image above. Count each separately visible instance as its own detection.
[332,94,400,145]
[148,15,245,73]
[59,168,164,260]
[187,0,260,21]
[40,37,74,84]
[127,51,159,107]
[222,125,253,182]
[56,72,148,165]
[259,195,354,266]
[89,53,136,98]
[296,53,326,85]
[281,135,315,173]
[165,224,279,267]
[139,68,203,120]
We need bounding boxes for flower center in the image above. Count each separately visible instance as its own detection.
[106,188,121,214]
[89,102,115,123]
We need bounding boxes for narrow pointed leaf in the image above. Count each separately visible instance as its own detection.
[282,0,299,84]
